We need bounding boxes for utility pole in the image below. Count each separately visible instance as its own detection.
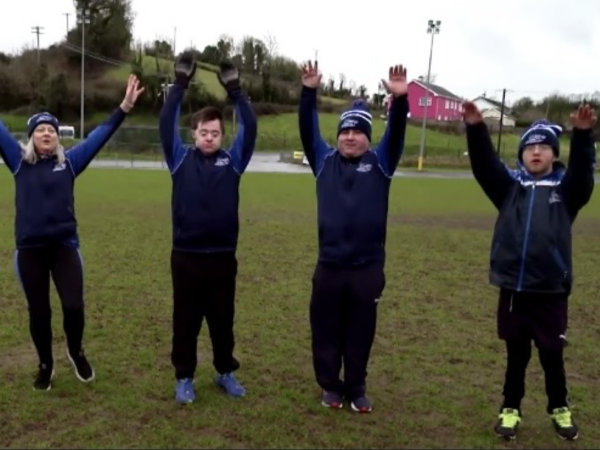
[77,8,91,140]
[63,13,71,35]
[417,20,441,172]
[497,88,507,154]
[173,26,177,56]
[31,26,44,63]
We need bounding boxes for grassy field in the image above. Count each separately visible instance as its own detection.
[0,169,598,449]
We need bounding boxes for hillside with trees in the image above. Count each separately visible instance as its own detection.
[0,0,598,138]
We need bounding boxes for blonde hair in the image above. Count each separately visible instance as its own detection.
[20,138,66,165]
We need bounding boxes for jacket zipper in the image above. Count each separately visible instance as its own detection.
[516,182,536,291]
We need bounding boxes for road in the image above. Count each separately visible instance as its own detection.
[89,153,600,182]
[89,153,478,179]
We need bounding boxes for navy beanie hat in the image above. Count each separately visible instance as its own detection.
[518,119,562,161]
[27,112,59,138]
[338,99,372,141]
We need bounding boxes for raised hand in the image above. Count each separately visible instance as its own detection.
[300,60,322,89]
[570,104,597,130]
[174,51,197,87]
[381,65,408,97]
[217,60,241,95]
[121,74,145,113]
[462,101,483,125]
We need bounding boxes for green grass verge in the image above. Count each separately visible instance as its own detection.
[0,170,599,448]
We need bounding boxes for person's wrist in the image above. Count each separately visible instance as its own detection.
[120,100,134,113]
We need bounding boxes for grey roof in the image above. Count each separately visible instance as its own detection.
[413,80,462,100]
[473,95,512,112]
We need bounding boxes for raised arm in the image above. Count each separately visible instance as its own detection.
[67,74,144,176]
[0,119,23,174]
[298,61,333,177]
[463,102,517,210]
[159,83,187,173]
[374,64,409,176]
[160,53,197,173]
[560,105,597,216]
[217,61,257,175]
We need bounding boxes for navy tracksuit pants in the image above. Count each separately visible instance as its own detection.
[309,262,386,400]
[497,288,570,413]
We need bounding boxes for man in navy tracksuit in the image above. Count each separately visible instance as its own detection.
[159,53,257,404]
[0,74,144,391]
[298,61,409,413]
[463,102,597,441]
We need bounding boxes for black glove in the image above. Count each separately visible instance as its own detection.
[174,52,197,88]
[217,61,241,96]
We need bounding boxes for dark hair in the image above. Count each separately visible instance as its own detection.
[191,106,225,133]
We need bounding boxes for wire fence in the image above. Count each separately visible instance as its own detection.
[10,125,580,171]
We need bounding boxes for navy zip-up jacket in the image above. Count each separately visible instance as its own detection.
[299,86,409,266]
[0,108,127,249]
[466,121,596,295]
[159,82,257,253]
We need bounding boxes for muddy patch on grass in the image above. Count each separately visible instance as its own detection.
[0,343,38,370]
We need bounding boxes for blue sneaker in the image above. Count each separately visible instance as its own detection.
[321,391,344,409]
[350,396,373,413]
[215,372,246,397]
[175,378,195,404]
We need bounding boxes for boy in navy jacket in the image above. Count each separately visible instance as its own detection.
[463,101,596,441]
[0,75,144,391]
[159,53,257,404]
[299,61,408,413]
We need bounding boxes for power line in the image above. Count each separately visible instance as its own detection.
[61,42,125,67]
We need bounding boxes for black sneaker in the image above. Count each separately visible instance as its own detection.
[494,408,521,440]
[33,363,55,391]
[67,349,95,383]
[350,396,373,413]
[550,407,579,441]
[321,391,343,409]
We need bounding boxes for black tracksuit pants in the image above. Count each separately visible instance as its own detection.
[309,261,386,401]
[170,249,240,380]
[497,288,569,413]
[15,245,86,367]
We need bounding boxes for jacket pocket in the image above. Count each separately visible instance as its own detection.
[551,247,569,279]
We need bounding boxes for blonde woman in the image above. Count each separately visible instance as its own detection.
[0,74,144,391]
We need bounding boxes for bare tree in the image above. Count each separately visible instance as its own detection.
[264,32,278,60]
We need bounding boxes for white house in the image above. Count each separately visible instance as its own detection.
[472,95,516,127]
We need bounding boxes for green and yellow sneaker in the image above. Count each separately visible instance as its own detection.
[550,407,579,441]
[494,408,521,440]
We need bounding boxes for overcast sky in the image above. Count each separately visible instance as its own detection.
[2,0,600,105]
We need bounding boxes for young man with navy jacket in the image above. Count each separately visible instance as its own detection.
[463,101,597,441]
[159,53,257,404]
[298,60,409,413]
[0,75,144,391]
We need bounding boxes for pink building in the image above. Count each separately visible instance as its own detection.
[407,80,463,121]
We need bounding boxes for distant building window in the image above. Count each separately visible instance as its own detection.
[445,100,449,109]
[419,96,432,107]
